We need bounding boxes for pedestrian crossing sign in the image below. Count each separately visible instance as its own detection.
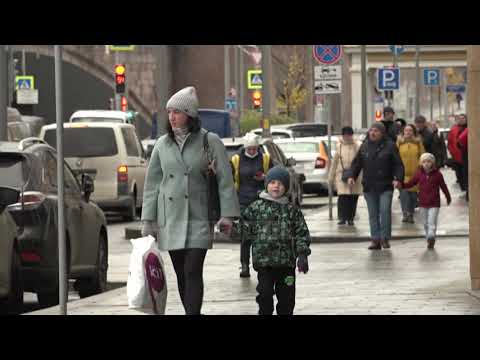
[248,70,263,89]
[15,76,34,90]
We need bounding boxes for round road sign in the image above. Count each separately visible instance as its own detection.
[313,45,343,65]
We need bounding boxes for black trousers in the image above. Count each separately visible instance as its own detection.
[454,162,466,191]
[337,195,359,221]
[256,267,296,315]
[462,151,469,200]
[240,236,251,266]
[169,249,207,315]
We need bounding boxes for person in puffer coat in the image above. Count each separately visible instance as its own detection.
[396,124,425,224]
[402,153,451,250]
[240,166,311,315]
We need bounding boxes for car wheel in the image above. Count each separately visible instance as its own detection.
[77,233,108,299]
[0,250,24,315]
[123,193,136,222]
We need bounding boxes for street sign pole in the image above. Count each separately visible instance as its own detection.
[415,45,421,117]
[261,45,272,138]
[361,45,368,129]
[114,51,120,111]
[0,46,7,141]
[54,45,68,316]
[430,87,433,121]
[327,97,333,221]
[224,45,230,113]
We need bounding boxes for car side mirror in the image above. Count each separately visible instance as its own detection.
[0,186,20,213]
[82,174,95,202]
[286,157,297,167]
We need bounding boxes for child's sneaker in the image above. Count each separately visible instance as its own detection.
[427,237,436,250]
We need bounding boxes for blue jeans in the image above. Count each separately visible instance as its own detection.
[399,190,417,216]
[364,190,393,241]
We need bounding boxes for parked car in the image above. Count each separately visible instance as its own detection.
[222,137,304,206]
[0,186,23,314]
[250,128,294,139]
[0,138,109,307]
[275,137,333,195]
[69,110,135,124]
[141,137,158,158]
[40,122,147,221]
[21,116,47,137]
[7,121,31,142]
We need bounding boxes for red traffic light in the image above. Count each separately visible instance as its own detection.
[115,64,126,93]
[121,96,128,112]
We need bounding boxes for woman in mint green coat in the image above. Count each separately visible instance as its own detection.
[141,86,240,315]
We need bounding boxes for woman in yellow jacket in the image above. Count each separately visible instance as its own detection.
[397,124,425,224]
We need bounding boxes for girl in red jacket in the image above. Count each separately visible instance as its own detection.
[403,153,451,250]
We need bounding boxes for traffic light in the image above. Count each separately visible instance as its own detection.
[115,64,126,94]
[252,90,262,111]
[121,96,128,112]
[375,110,382,122]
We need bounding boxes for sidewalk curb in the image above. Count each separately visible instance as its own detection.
[126,227,468,244]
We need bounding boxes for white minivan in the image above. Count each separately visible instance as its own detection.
[69,110,134,124]
[39,122,147,221]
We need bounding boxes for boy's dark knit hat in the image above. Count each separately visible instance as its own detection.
[265,166,290,193]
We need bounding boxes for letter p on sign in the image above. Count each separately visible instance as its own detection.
[424,69,440,87]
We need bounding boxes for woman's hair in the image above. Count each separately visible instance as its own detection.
[402,123,418,137]
[167,115,201,139]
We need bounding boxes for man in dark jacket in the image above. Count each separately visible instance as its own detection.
[349,122,405,250]
[381,106,398,143]
[414,115,434,154]
[431,121,448,168]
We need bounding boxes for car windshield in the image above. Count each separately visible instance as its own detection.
[71,117,124,123]
[0,155,27,188]
[277,142,319,153]
[290,125,327,137]
[44,128,118,158]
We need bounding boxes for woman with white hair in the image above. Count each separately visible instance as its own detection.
[231,132,274,278]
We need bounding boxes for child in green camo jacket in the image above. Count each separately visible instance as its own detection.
[240,166,311,315]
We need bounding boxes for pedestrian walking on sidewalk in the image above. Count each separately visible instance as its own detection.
[402,153,451,250]
[414,115,434,154]
[231,133,273,278]
[239,166,311,315]
[348,122,404,250]
[431,121,448,169]
[381,106,398,143]
[396,124,425,224]
[328,126,362,226]
[141,86,240,315]
[447,114,468,189]
[458,127,469,202]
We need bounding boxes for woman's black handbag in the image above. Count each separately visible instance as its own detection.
[203,132,221,226]
[339,144,352,183]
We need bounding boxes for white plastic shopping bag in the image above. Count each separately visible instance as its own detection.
[127,235,168,315]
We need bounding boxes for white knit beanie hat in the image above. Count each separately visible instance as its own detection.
[244,133,261,147]
[166,86,199,118]
[420,152,435,164]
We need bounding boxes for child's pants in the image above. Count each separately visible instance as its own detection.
[421,207,440,239]
[256,267,296,315]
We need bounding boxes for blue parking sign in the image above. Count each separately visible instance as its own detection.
[424,69,440,87]
[378,68,400,91]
